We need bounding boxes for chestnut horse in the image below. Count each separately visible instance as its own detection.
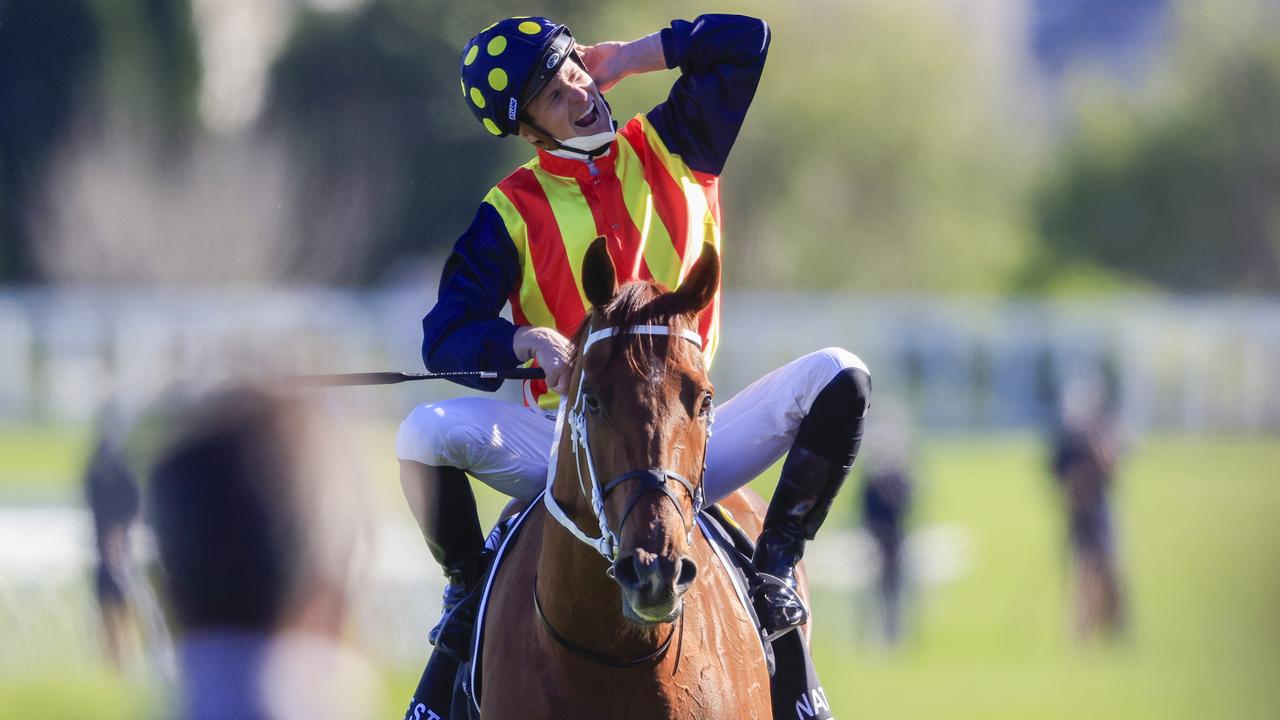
[478,239,795,718]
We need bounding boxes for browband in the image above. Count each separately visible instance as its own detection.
[581,325,703,357]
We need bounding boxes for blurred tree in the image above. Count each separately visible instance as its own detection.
[0,0,201,283]
[742,0,1040,293]
[130,0,202,141]
[599,0,1042,293]
[1030,0,1280,293]
[261,0,603,283]
[0,0,103,281]
[87,0,201,137]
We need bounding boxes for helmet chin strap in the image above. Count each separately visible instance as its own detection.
[528,96,617,161]
[549,117,617,159]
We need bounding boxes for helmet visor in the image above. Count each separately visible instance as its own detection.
[519,27,576,108]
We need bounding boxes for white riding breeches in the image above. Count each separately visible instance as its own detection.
[395,347,868,504]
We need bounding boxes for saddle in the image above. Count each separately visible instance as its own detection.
[447,497,833,720]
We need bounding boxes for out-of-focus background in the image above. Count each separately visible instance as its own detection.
[2,0,1278,717]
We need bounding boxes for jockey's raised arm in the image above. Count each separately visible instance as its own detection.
[648,14,770,176]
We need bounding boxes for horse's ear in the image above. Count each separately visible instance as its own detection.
[582,236,617,311]
[669,242,720,315]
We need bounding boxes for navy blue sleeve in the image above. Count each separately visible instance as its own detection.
[421,202,522,392]
[646,15,770,176]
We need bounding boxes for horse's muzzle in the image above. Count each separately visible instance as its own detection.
[612,550,698,624]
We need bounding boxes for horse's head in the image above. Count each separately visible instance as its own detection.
[564,237,719,625]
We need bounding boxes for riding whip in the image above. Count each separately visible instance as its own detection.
[285,367,546,387]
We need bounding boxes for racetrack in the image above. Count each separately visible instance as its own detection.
[1,427,1277,719]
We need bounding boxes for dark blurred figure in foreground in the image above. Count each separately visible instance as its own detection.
[148,387,378,719]
[1050,378,1127,642]
[84,401,143,671]
[857,401,914,647]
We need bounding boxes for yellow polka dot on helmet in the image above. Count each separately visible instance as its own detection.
[469,87,486,109]
[482,118,502,136]
[463,44,479,66]
[488,68,508,91]
[460,79,466,97]
[487,36,507,56]
[518,21,541,34]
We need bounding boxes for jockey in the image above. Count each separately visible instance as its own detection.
[397,14,870,661]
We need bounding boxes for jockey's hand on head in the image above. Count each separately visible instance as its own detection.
[513,326,573,395]
[575,34,665,94]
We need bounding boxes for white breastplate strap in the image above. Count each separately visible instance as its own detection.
[543,323,709,562]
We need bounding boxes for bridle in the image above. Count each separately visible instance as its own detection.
[535,321,710,667]
[542,323,713,564]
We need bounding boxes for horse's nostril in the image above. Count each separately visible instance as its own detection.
[612,554,642,589]
[614,553,697,599]
[675,557,698,590]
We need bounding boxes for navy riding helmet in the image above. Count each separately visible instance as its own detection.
[460,17,576,137]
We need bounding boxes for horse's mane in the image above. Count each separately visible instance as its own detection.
[572,280,700,376]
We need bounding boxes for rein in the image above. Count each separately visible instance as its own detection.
[533,574,680,667]
[542,323,711,563]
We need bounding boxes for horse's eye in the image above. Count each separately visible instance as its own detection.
[699,393,714,419]
[583,391,600,414]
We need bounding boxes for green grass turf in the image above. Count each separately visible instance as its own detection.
[0,424,90,496]
[805,434,1280,720]
[1,427,1277,718]
[0,676,160,720]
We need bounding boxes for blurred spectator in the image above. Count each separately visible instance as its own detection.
[857,401,915,647]
[84,400,143,672]
[148,386,379,720]
[1050,376,1127,641]
[860,467,913,647]
[85,390,207,681]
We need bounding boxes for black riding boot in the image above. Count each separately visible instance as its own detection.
[752,366,869,639]
[400,461,487,658]
[751,447,853,638]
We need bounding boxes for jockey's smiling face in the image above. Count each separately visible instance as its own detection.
[518,57,611,146]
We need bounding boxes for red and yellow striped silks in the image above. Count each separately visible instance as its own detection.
[485,113,723,410]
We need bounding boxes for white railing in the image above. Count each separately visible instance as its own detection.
[1,288,1277,432]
